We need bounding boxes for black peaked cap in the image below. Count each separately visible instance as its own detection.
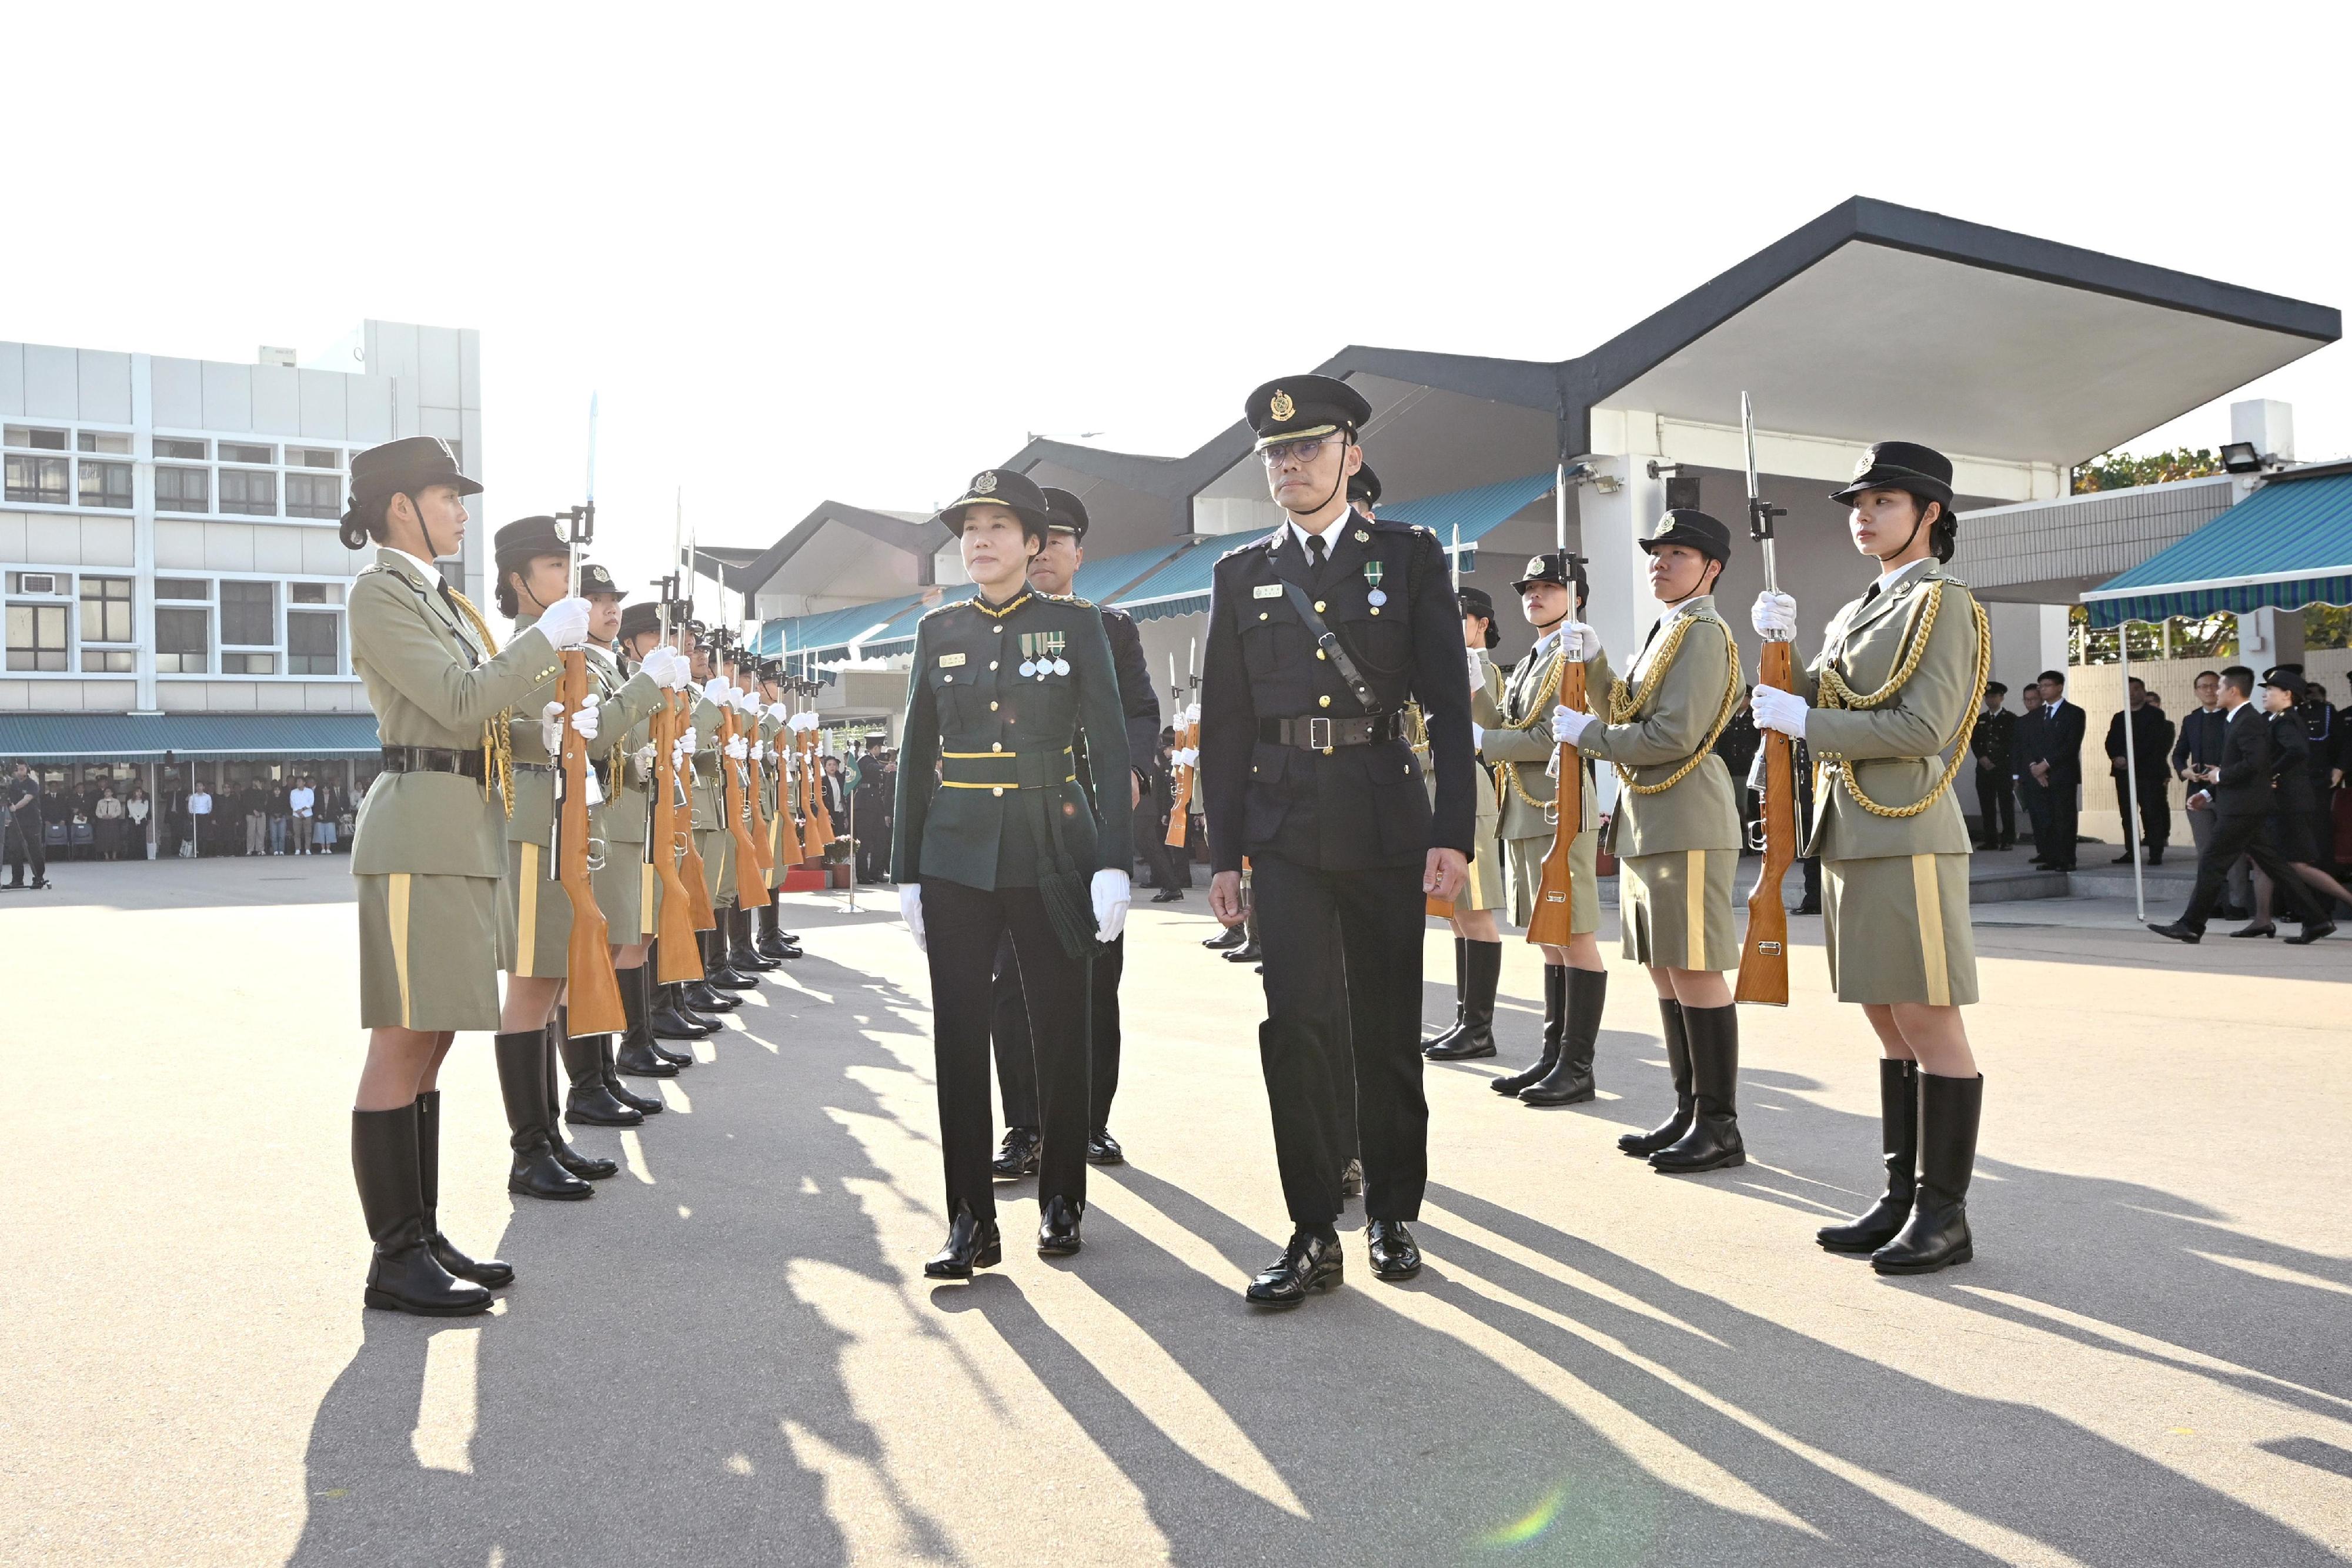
[1245,374,1372,449]
[1831,440,1955,507]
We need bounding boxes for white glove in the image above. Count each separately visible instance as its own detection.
[569,698,600,742]
[1552,706,1595,745]
[633,743,656,776]
[639,644,688,690]
[797,711,821,733]
[735,688,760,714]
[725,736,749,761]
[539,700,565,755]
[899,883,926,951]
[1174,747,1198,768]
[701,676,732,705]
[1562,620,1599,662]
[1752,590,1798,639]
[1185,702,1201,726]
[766,702,787,723]
[1751,683,1810,738]
[1091,867,1132,944]
[536,596,592,650]
[1471,723,1485,751]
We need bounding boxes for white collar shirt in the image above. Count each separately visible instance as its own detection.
[1287,510,1352,559]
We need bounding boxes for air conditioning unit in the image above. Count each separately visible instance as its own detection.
[13,572,66,597]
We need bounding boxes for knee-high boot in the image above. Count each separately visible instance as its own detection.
[562,1026,644,1127]
[543,1017,617,1181]
[702,920,754,990]
[353,1101,491,1315]
[1649,1002,1743,1172]
[1870,1073,1980,1275]
[493,1028,592,1199]
[733,905,781,970]
[1494,963,1568,1096]
[1619,999,1694,1155]
[618,962,683,1078]
[1521,967,1606,1105]
[416,1089,512,1286]
[1425,941,1501,1061]
[1817,1060,1918,1253]
[757,901,800,959]
[1421,938,1469,1051]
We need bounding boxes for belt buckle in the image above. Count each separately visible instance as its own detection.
[1308,716,1332,753]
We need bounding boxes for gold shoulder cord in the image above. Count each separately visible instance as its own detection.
[1495,648,1566,811]
[444,588,517,818]
[1814,579,1994,818]
[1602,614,1742,797]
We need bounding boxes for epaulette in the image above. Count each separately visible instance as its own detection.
[354,563,430,597]
[920,597,968,620]
[1038,591,1095,608]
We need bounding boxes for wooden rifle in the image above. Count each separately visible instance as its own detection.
[1734,392,1795,1006]
[647,563,706,983]
[1164,641,1198,848]
[716,634,770,910]
[1524,467,1586,949]
[546,404,626,1034]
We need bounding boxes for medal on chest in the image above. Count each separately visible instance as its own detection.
[1020,630,1069,680]
[1363,559,1386,609]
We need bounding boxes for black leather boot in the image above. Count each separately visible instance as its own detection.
[353,1102,491,1315]
[630,965,693,1066]
[615,964,683,1079]
[1202,923,1247,951]
[733,906,781,969]
[701,924,754,990]
[562,1031,644,1126]
[416,1090,512,1287]
[1871,1073,1980,1275]
[495,1029,592,1200]
[1818,1060,1918,1253]
[687,927,740,1006]
[1037,1195,1083,1256]
[1619,998,1695,1156]
[1494,963,1568,1095]
[1522,967,1606,1105]
[1425,941,1501,1060]
[924,1206,1004,1279]
[602,1034,665,1115]
[650,979,711,1038]
[1649,1003,1743,1172]
[757,901,800,960]
[1421,938,1469,1052]
[544,1020,618,1181]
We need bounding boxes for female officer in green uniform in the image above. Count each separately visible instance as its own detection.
[894,469,1132,1277]
[340,437,590,1316]
[1460,554,1611,1109]
[1418,586,1508,1061]
[1750,442,1990,1274]
[1554,511,1747,1173]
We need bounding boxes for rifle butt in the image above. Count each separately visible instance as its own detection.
[565,902,627,1035]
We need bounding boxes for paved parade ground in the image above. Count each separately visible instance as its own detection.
[3,857,2349,1566]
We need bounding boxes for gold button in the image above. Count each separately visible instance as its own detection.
[1319,695,1331,708]
[943,674,953,683]
[1369,607,1380,616]
[992,786,1004,797]
[1314,600,1327,613]
[990,701,999,711]
[1316,649,1327,660]
[1259,612,1268,621]
[991,741,1003,752]
[993,625,1004,634]
[990,661,999,670]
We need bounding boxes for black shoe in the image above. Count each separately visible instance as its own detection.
[2147,850,2164,867]
[1085,1130,1124,1165]
[732,908,781,969]
[2147,921,2201,944]
[543,1021,619,1180]
[1792,898,1821,915]
[1426,941,1501,1060]
[1366,1218,1421,1281]
[1151,888,1184,902]
[632,969,696,1064]
[1620,999,1695,1156]
[1872,1074,1981,1275]
[1494,964,1568,1096]
[755,902,797,961]
[700,927,756,989]
[561,1033,643,1126]
[993,1126,1041,1178]
[495,1029,593,1200]
[1204,924,1247,951]
[1522,968,1606,1105]
[687,977,740,1011]
[617,1037,681,1077]
[1037,1195,1084,1256]
[1818,1061,1917,1253]
[1223,941,1262,962]
[2228,921,2277,939]
[924,1208,1003,1279]
[2112,851,2135,864]
[353,1102,493,1316]
[1650,1004,1744,1174]
[652,981,715,1037]
[1245,1232,1344,1306]
[415,1091,513,1288]
[2285,920,2336,946]
[1339,1158,1363,1200]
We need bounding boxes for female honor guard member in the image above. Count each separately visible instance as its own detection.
[617,604,719,1044]
[340,438,591,1316]
[1468,554,1611,1107]
[1750,443,1992,1274]
[1553,511,1747,1172]
[1200,376,1474,1308]
[491,519,676,1201]
[1418,584,1510,1064]
[894,469,1132,1276]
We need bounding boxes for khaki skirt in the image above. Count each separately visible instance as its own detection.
[1822,852,1977,1006]
[1619,847,1736,971]
[593,841,655,943]
[700,825,737,906]
[358,871,503,1031]
[1504,830,1599,935]
[500,839,574,977]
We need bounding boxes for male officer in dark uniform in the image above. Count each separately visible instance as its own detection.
[1970,682,2016,849]
[990,485,1164,1171]
[1201,374,1474,1306]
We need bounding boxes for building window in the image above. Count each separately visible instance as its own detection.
[79,576,132,642]
[287,610,339,674]
[155,437,208,460]
[75,432,132,454]
[220,651,276,675]
[82,648,136,673]
[156,466,209,513]
[5,603,69,671]
[155,577,211,601]
[5,454,69,505]
[219,468,277,516]
[220,580,274,647]
[78,460,133,509]
[288,446,340,469]
[286,472,341,519]
[4,425,67,450]
[219,442,274,464]
[155,606,208,673]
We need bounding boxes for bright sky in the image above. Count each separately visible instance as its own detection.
[9,3,2350,603]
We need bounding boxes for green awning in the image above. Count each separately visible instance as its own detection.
[0,712,383,761]
[2082,467,2352,628]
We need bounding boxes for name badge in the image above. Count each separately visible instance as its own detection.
[937,653,966,668]
[1253,584,1283,599]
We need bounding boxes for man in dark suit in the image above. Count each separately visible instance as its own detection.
[1199,374,1472,1306]
[2103,677,2176,864]
[1970,682,2016,848]
[2170,669,2249,916]
[2017,670,2086,870]
[2151,666,2331,943]
[989,486,1164,1171]
[853,738,891,882]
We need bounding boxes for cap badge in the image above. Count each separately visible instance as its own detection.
[1853,456,1873,479]
[1269,390,1296,422]
[1526,556,1545,577]
[973,470,998,495]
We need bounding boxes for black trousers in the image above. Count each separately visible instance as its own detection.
[922,877,1090,1222]
[2113,770,2169,852]
[2183,813,2320,930]
[4,814,45,882]
[1252,854,1424,1228]
[856,817,889,882]
[1135,811,1185,890]
[1973,765,2014,844]
[992,927,1122,1134]
[2021,775,2078,867]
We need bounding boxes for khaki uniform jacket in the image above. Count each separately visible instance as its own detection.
[348,549,563,878]
[502,614,664,848]
[689,694,723,831]
[1441,652,1504,842]
[1476,633,1600,845]
[1576,597,1742,857]
[593,647,656,848]
[1792,561,1980,862]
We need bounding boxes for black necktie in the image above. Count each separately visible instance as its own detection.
[1860,581,1882,609]
[1306,533,1327,573]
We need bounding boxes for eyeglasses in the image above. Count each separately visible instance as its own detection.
[1259,435,1340,468]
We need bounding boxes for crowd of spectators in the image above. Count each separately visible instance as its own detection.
[0,766,364,865]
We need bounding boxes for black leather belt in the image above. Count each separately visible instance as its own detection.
[380,745,486,781]
[1259,713,1401,750]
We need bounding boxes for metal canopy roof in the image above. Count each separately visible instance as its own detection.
[0,712,383,760]
[2082,467,2352,628]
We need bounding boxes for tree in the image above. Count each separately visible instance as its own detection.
[2072,448,2224,493]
